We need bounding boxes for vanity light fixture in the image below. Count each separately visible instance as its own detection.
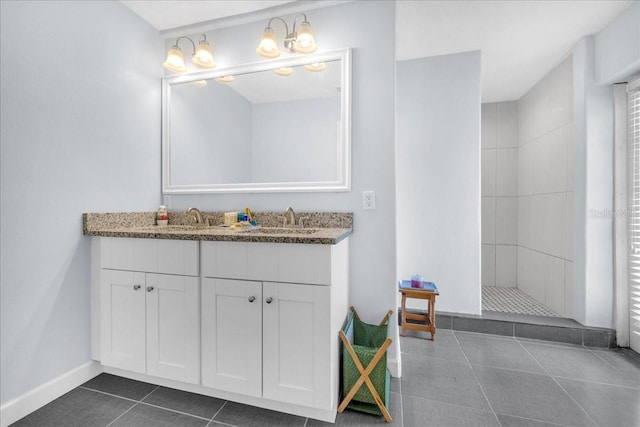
[163,34,215,73]
[256,13,317,58]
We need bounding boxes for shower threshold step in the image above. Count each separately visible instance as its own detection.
[398,308,616,348]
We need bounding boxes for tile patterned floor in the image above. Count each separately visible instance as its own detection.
[11,330,640,427]
[483,286,559,317]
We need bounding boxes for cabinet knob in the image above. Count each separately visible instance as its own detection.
[265,297,273,304]
[146,286,154,292]
[248,296,256,303]
[133,285,141,291]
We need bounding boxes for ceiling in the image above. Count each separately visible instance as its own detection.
[120,0,633,102]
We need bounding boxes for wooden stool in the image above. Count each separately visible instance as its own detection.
[399,280,439,340]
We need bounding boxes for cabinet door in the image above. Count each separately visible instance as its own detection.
[263,282,331,409]
[101,270,146,373]
[146,273,200,384]
[202,278,262,397]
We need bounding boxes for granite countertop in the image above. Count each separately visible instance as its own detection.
[83,211,353,245]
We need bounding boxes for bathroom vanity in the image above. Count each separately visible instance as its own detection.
[85,212,352,422]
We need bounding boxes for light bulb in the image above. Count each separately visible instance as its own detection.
[257,28,280,58]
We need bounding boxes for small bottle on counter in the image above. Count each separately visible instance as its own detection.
[156,205,168,226]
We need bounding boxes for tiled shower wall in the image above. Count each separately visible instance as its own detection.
[517,56,574,318]
[481,101,519,287]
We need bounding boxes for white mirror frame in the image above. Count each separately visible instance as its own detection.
[162,48,351,194]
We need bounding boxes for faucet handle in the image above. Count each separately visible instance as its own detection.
[298,216,310,229]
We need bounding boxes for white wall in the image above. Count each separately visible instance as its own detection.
[571,2,640,328]
[397,51,482,315]
[0,0,162,406]
[161,2,399,368]
[517,56,575,317]
[481,102,519,288]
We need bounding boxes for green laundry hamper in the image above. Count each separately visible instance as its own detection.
[338,306,393,423]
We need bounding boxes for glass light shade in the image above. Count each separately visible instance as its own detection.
[256,28,280,58]
[215,76,235,83]
[193,42,215,68]
[163,47,186,73]
[293,22,317,54]
[190,80,207,87]
[273,67,293,76]
[304,62,326,72]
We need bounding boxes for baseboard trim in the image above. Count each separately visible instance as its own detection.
[0,361,103,427]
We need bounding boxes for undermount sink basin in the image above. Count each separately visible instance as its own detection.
[239,227,320,235]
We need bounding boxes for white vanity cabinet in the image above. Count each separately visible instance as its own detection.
[99,238,200,384]
[200,240,349,413]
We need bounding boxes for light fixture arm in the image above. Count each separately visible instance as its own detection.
[172,36,196,54]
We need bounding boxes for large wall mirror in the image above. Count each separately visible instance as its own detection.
[162,48,351,193]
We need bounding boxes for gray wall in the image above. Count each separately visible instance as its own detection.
[0,1,162,404]
[396,51,482,315]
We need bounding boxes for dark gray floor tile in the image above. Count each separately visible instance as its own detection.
[110,403,208,426]
[590,348,640,385]
[496,414,570,426]
[401,352,490,411]
[456,332,545,373]
[514,324,583,345]
[517,337,586,349]
[390,376,400,393]
[557,377,640,427]
[307,391,402,426]
[522,342,639,387]
[142,386,225,419]
[402,394,500,427]
[453,317,514,336]
[213,401,306,426]
[401,329,467,363]
[11,388,134,427]
[473,366,596,426]
[81,373,157,400]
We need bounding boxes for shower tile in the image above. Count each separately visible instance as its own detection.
[482,197,496,244]
[496,197,517,244]
[544,256,565,317]
[564,261,574,318]
[495,245,517,287]
[482,244,496,285]
[497,101,518,148]
[565,191,574,261]
[482,149,497,196]
[496,148,518,196]
[542,193,566,258]
[482,103,497,148]
[517,196,530,247]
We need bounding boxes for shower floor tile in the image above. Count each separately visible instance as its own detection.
[482,286,558,317]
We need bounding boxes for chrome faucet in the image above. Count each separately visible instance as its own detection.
[187,207,204,224]
[285,206,296,227]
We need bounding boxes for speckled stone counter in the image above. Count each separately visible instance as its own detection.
[83,211,353,245]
